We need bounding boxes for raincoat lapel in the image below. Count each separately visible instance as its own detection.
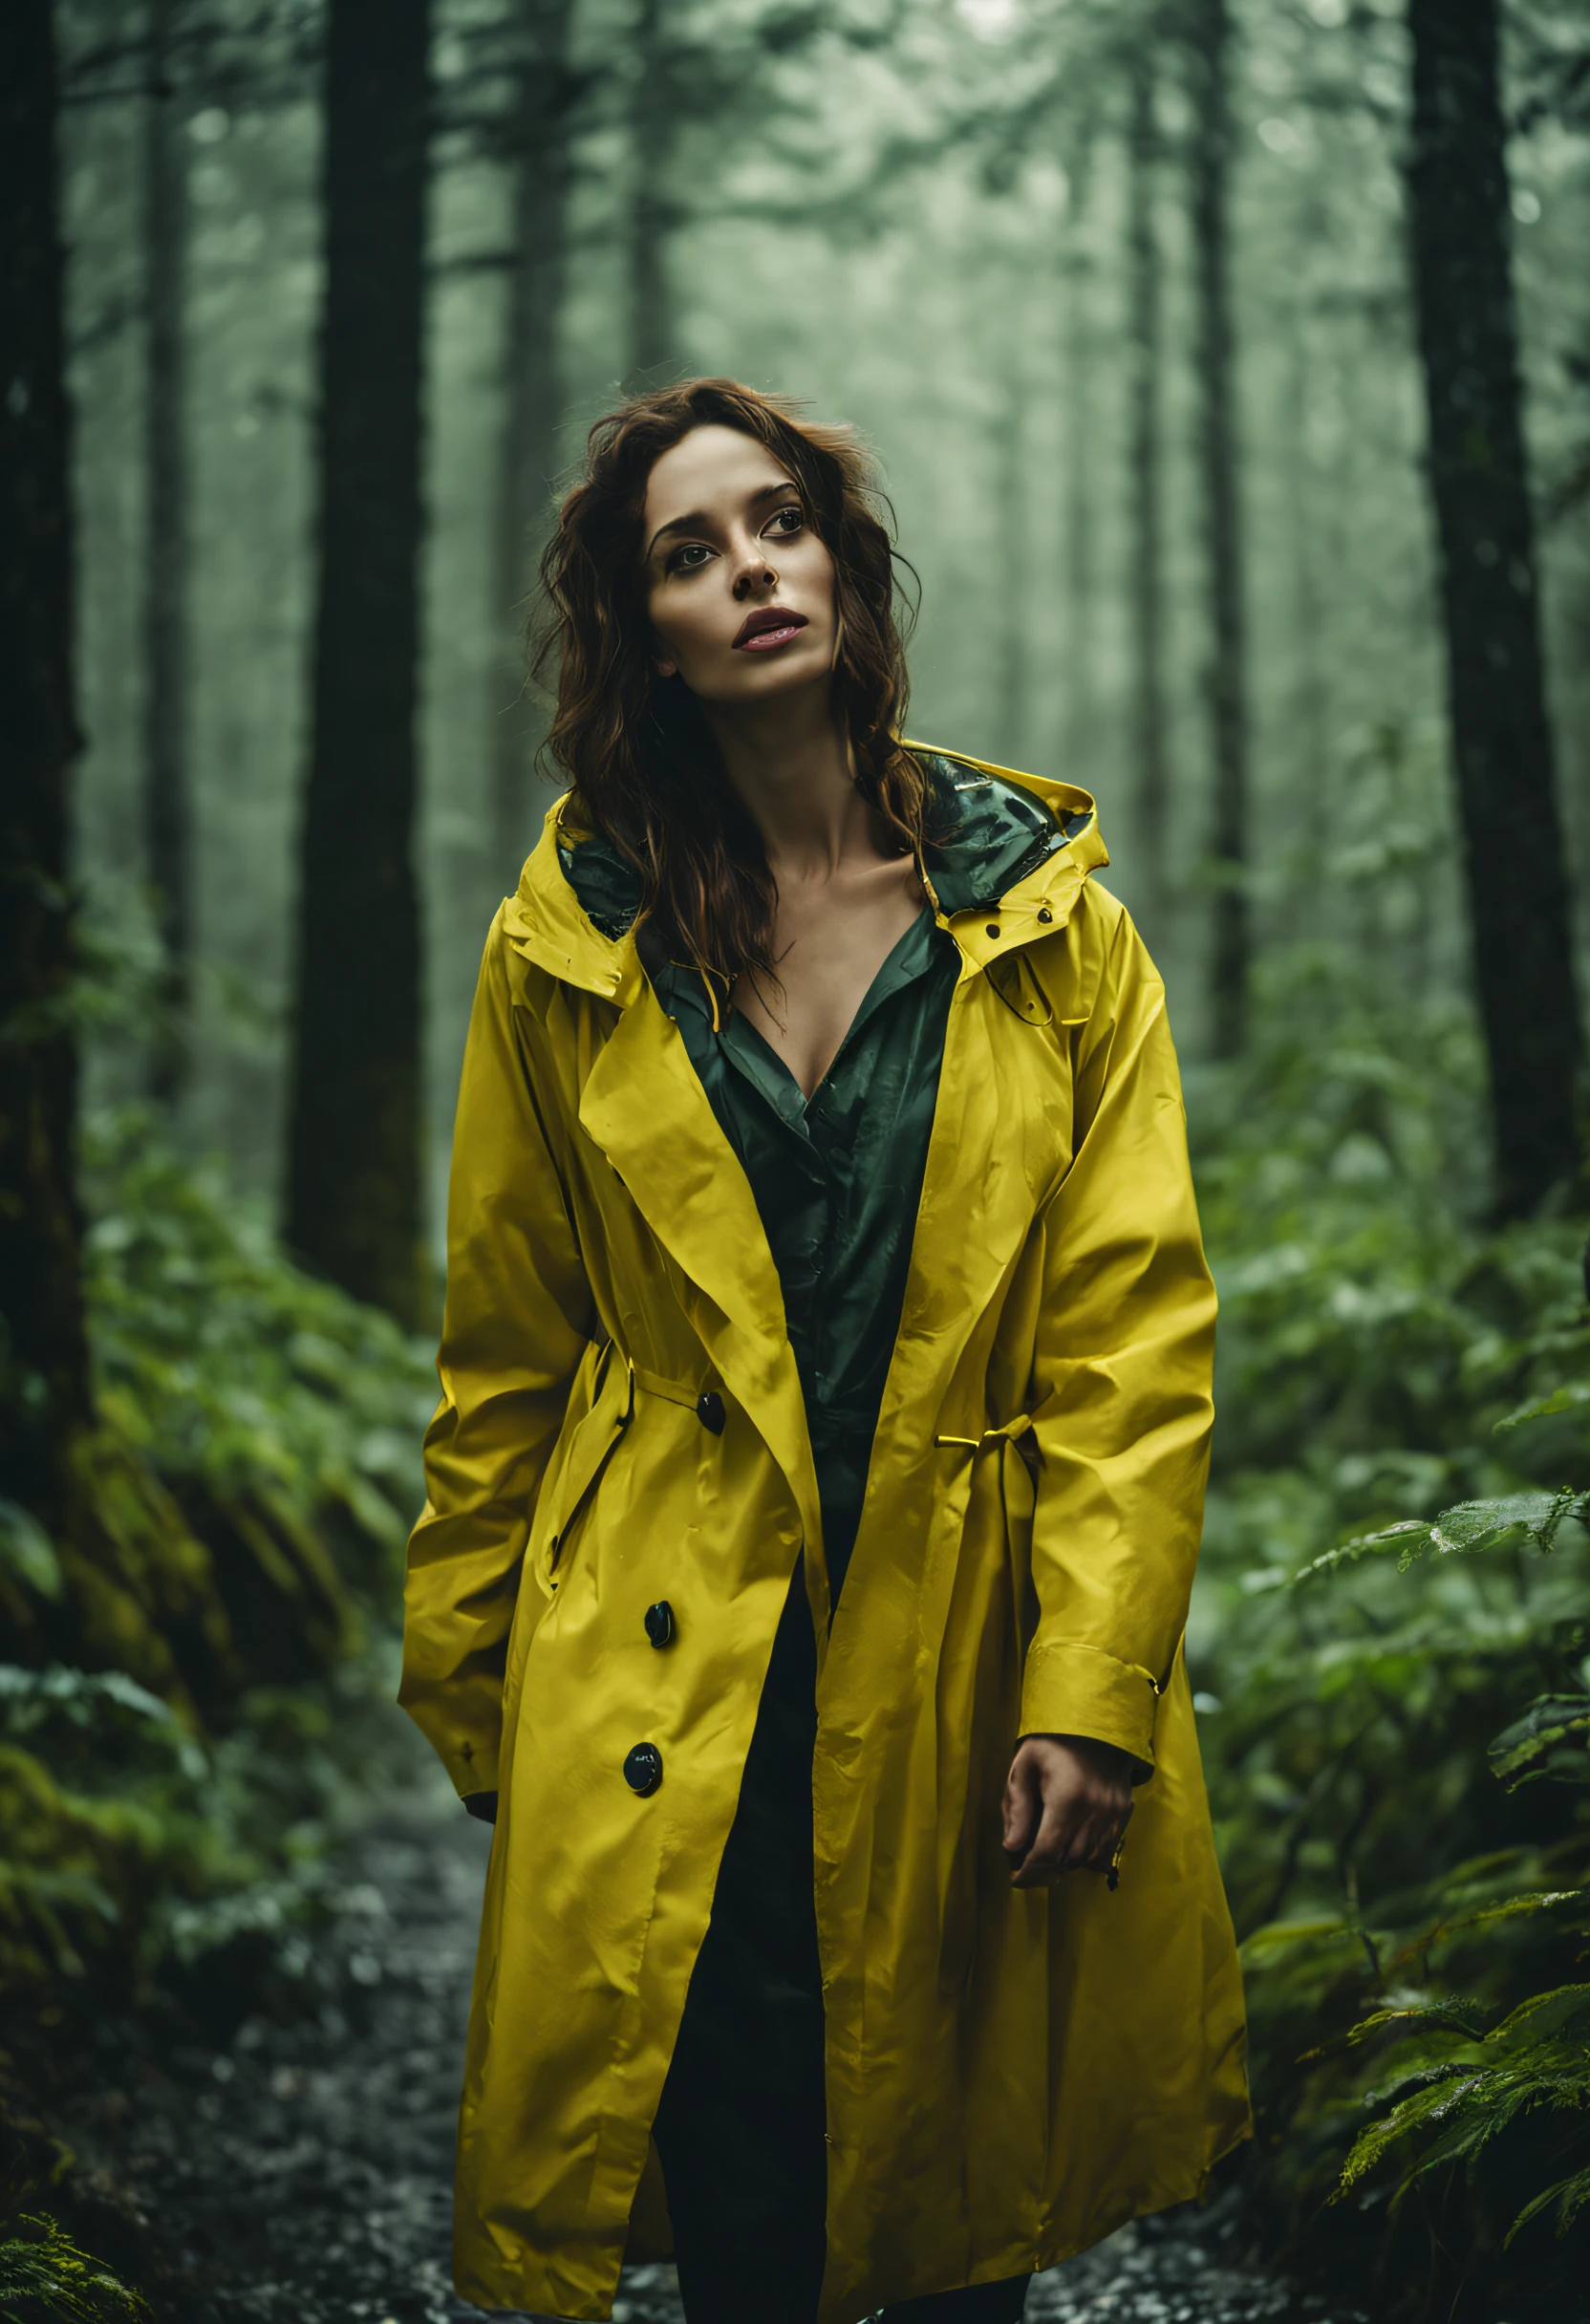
[504,808,825,1580]
[878,754,1107,1437]
[578,989,825,1571]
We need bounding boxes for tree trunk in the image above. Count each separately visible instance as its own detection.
[1126,47,1171,949]
[0,0,91,1523]
[1406,0,1582,1216]
[1185,0,1251,1058]
[996,367,1029,768]
[1280,282,1330,896]
[489,0,574,879]
[1059,149,1097,783]
[286,0,432,1324]
[626,0,675,383]
[142,0,193,1105]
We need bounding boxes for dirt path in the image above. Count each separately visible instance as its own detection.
[51,1773,1352,2324]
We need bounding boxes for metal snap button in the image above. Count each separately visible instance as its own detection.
[696,1389,725,1434]
[1037,907,1053,924]
[623,1742,663,1796]
[644,1601,675,1648]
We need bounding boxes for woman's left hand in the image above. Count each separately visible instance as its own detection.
[1000,1734,1134,1887]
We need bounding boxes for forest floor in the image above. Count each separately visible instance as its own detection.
[34,1763,1364,2324]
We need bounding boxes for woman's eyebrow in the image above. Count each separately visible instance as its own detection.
[646,479,799,563]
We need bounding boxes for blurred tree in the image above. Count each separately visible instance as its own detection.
[487,0,576,878]
[1278,255,1329,896]
[627,0,675,382]
[1405,0,1582,1216]
[1182,0,1251,1057]
[141,0,193,1107]
[286,0,433,1324]
[0,0,91,1524]
[612,0,828,394]
[1059,140,1098,782]
[994,366,1030,768]
[1126,39,1171,947]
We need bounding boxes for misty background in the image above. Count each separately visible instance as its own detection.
[60,0,1590,1239]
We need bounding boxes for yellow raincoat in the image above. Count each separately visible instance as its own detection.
[400,750,1250,2322]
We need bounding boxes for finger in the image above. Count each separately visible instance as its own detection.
[1053,1806,1111,1877]
[1011,1778,1087,1886]
[1028,1797,1130,1884]
[1073,1803,1132,1876]
[1060,1781,1130,1854]
[1000,1753,1042,1861]
[1072,1812,1124,1874]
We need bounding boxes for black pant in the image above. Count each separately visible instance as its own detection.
[653,1573,1029,2324]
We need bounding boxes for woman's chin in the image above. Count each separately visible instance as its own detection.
[694,642,833,707]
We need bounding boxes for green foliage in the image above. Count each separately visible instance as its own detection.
[0,2217,146,2324]
[1333,1978,1590,2237]
[1490,1694,1590,1792]
[1187,968,1590,2316]
[77,1110,433,1688]
[0,1115,435,2015]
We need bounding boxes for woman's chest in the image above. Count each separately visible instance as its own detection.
[737,864,925,1098]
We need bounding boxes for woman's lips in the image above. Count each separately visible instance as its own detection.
[732,607,808,652]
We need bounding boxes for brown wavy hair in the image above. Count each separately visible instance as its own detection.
[533,378,927,1004]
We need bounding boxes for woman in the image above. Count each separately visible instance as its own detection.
[400,379,1249,2324]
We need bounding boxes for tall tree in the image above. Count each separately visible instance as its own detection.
[1125,42,1171,948]
[1183,0,1251,1057]
[1280,274,1330,894]
[626,0,676,382]
[995,314,1030,767]
[488,0,575,877]
[1059,146,1098,783]
[1406,0,1581,1216]
[0,0,91,1525]
[286,0,433,1323]
[142,0,194,1104]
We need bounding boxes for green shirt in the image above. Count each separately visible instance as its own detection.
[559,750,1082,1603]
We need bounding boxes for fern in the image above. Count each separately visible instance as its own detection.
[1295,1486,1587,1580]
[1489,1694,1590,1791]
[0,2217,146,2324]
[1334,1984,1590,2238]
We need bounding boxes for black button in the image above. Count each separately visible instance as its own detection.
[697,1389,725,1434]
[985,922,1000,938]
[644,1601,675,1648]
[623,1742,663,1796]
[1037,907,1053,924]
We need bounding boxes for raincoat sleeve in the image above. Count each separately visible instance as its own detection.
[398,914,590,1798]
[1021,897,1216,1775]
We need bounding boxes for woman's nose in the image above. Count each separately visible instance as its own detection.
[732,552,777,601]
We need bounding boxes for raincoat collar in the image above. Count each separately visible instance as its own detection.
[500,743,1107,1001]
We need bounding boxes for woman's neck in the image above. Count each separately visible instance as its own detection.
[701,680,880,880]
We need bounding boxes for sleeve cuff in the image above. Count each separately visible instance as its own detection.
[1020,1639,1162,1771]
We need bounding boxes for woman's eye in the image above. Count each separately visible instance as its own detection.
[766,505,805,538]
[668,542,712,574]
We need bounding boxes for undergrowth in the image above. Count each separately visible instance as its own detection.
[0,1110,435,2023]
[1187,955,1590,2320]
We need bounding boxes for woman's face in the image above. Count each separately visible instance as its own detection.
[641,424,838,707]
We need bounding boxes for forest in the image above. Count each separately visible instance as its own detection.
[1,0,1588,2318]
